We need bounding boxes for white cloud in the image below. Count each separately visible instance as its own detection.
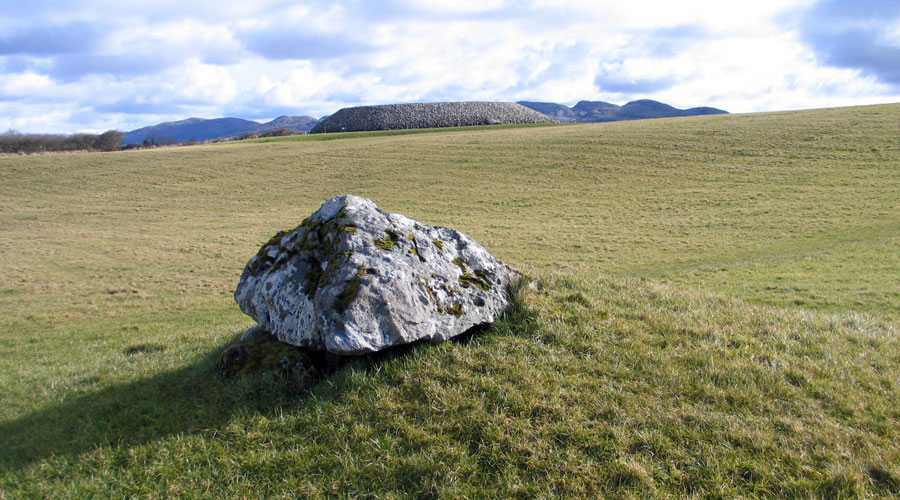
[0,102,76,133]
[105,20,243,65]
[395,0,509,14]
[530,0,814,31]
[180,61,238,103]
[256,63,341,107]
[0,72,55,97]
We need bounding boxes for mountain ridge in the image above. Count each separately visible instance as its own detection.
[517,99,728,122]
[123,115,319,145]
[124,99,727,143]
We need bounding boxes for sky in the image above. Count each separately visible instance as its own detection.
[1,0,899,133]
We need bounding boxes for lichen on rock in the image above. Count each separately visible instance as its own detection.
[233,194,519,355]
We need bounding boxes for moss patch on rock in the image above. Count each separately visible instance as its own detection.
[374,229,400,250]
[446,303,464,316]
[459,272,491,291]
[256,229,290,257]
[335,276,361,313]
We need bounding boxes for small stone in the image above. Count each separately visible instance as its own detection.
[234,195,519,355]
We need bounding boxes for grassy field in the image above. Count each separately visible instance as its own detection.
[1,104,899,498]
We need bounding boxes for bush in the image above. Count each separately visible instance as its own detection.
[94,130,125,151]
[260,128,296,138]
[0,129,124,154]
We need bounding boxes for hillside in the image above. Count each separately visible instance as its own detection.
[310,102,555,133]
[2,104,899,498]
[518,99,728,122]
[123,115,319,145]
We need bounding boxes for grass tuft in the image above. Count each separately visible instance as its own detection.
[123,343,166,356]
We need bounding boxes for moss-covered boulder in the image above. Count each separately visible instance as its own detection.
[234,195,519,355]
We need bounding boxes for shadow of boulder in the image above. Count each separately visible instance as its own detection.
[0,332,457,469]
[0,337,328,468]
[0,282,532,470]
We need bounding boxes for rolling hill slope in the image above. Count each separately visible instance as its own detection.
[1,104,899,498]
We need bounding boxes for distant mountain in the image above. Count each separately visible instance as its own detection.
[517,99,728,123]
[514,102,578,122]
[123,99,726,144]
[262,115,320,131]
[124,115,319,145]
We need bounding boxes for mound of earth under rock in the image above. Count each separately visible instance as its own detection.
[310,101,556,133]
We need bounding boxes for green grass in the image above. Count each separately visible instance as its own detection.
[1,104,899,498]
[241,122,571,143]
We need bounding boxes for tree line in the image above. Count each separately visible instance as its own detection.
[0,130,125,154]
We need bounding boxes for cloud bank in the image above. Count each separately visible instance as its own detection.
[1,0,898,133]
[797,0,900,87]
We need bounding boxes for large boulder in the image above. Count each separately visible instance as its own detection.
[234,195,518,355]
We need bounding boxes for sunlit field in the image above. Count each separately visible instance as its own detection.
[2,104,899,498]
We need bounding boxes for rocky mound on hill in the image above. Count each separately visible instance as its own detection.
[231,195,519,356]
[310,102,555,133]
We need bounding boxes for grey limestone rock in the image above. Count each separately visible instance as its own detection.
[234,195,518,355]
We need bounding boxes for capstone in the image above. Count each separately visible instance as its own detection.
[234,195,518,355]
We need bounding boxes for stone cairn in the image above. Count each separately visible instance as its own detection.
[310,102,556,133]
